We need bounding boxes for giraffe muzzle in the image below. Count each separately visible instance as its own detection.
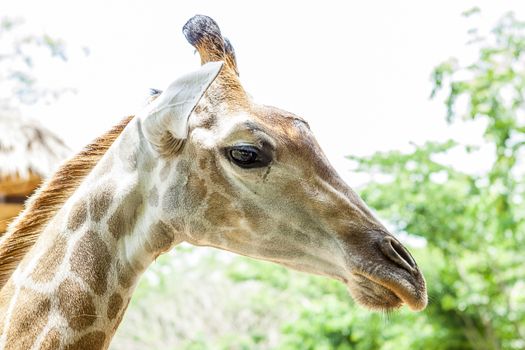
[339,229,427,311]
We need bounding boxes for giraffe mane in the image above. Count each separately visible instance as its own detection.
[0,116,134,290]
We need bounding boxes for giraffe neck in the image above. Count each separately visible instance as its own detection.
[0,118,183,349]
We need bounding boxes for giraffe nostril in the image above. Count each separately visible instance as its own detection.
[379,236,417,274]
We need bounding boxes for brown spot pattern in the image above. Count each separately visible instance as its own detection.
[4,287,51,350]
[187,175,207,204]
[31,234,67,283]
[70,231,111,295]
[197,112,216,129]
[205,192,236,224]
[108,189,143,239]
[116,260,135,288]
[67,199,88,231]
[207,156,230,191]
[162,184,181,213]
[145,220,173,253]
[176,159,190,173]
[89,182,115,222]
[107,209,125,240]
[40,328,61,350]
[57,278,97,330]
[0,116,133,291]
[242,200,271,234]
[199,157,207,170]
[168,219,184,235]
[161,164,200,214]
[64,331,106,350]
[112,297,131,332]
[107,293,123,320]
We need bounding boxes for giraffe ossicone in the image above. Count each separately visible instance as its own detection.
[0,14,427,349]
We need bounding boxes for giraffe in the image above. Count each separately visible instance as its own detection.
[0,15,427,349]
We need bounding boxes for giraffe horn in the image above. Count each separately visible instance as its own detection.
[183,15,238,75]
[223,37,239,76]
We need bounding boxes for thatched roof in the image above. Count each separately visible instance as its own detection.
[0,109,70,180]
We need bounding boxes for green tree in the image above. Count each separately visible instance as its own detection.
[266,9,525,350]
[349,10,525,350]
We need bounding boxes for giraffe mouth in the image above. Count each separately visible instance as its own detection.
[336,233,427,311]
[346,267,427,311]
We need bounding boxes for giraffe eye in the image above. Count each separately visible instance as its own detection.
[231,148,257,163]
[227,145,271,169]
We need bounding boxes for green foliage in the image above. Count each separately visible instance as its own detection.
[225,247,467,350]
[113,248,303,350]
[346,11,525,350]
[245,9,525,350]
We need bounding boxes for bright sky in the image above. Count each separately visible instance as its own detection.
[2,0,524,186]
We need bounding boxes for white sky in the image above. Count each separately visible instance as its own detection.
[2,0,524,186]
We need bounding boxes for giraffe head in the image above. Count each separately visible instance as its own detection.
[140,15,427,311]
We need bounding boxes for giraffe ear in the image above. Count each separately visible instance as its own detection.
[141,61,223,154]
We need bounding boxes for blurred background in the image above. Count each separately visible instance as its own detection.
[1,1,524,349]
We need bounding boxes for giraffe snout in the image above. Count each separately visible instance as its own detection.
[379,236,418,275]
